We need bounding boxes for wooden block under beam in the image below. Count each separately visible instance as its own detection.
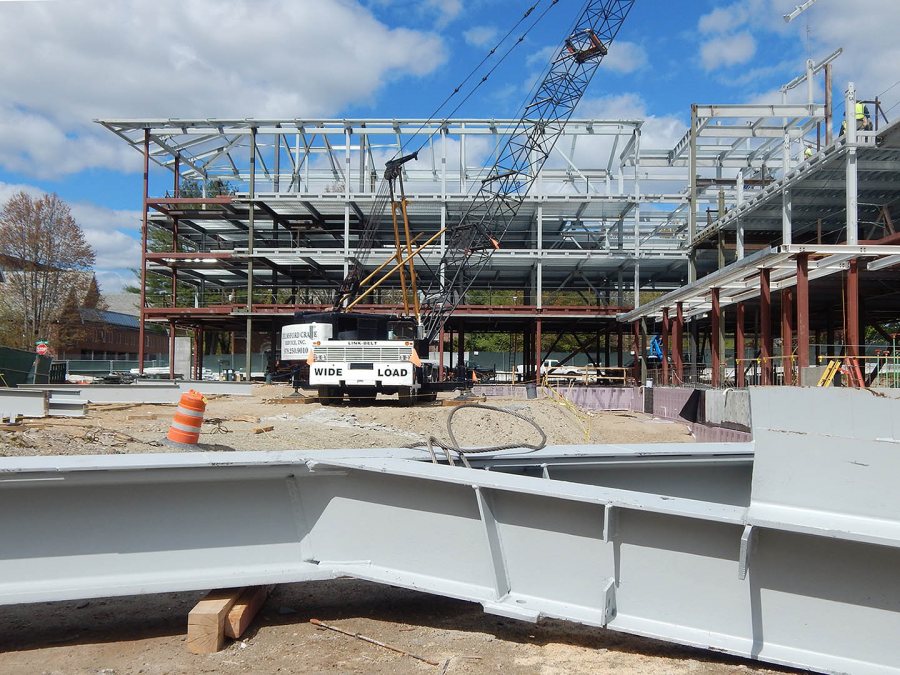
[224,586,270,639]
[186,588,243,654]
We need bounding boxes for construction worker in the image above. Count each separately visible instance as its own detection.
[856,101,872,131]
[804,145,814,161]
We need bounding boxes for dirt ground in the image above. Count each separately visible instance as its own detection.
[0,385,787,674]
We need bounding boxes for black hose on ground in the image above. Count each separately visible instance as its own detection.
[409,403,546,468]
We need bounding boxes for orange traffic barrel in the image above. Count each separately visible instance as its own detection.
[166,389,207,446]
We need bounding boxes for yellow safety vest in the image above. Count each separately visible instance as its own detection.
[856,102,866,120]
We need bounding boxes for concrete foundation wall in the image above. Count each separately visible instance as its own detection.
[560,386,639,411]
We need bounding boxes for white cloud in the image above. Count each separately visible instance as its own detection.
[463,25,497,48]
[577,94,686,152]
[700,31,757,71]
[699,4,751,34]
[423,0,462,28]
[697,0,900,110]
[602,41,649,75]
[0,182,141,292]
[0,0,446,178]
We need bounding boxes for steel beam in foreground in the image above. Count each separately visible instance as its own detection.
[1,388,899,674]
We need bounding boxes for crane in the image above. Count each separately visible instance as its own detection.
[285,0,637,403]
[417,0,636,343]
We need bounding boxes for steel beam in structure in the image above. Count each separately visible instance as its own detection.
[796,255,810,370]
[781,288,794,386]
[674,302,684,383]
[735,302,746,388]
[847,258,860,359]
[760,269,772,385]
[661,308,670,386]
[711,288,721,388]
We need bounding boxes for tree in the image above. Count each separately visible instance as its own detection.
[0,192,95,348]
[82,274,107,310]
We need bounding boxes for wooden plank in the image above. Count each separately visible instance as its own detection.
[263,397,317,405]
[442,396,487,407]
[224,586,270,639]
[253,425,275,435]
[186,588,243,654]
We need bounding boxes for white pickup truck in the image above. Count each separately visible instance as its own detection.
[516,359,589,381]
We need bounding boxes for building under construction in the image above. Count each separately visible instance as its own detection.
[100,56,900,388]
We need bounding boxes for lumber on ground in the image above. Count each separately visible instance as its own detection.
[186,588,242,654]
[225,586,270,639]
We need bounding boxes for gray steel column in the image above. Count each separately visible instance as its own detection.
[846,82,859,245]
[245,127,256,379]
[274,129,280,193]
[344,127,351,277]
[633,129,641,308]
[617,269,624,307]
[459,123,466,192]
[782,132,792,245]
[825,64,833,145]
[736,172,745,260]
[537,205,543,310]
[688,105,698,283]
[782,188,792,245]
[440,127,447,290]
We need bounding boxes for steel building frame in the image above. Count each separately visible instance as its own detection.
[621,80,900,389]
[100,61,882,382]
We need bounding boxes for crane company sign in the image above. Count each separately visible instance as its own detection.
[280,323,333,360]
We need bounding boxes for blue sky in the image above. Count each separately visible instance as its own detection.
[1,0,898,291]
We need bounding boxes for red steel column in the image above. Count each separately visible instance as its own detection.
[760,268,772,385]
[796,254,810,370]
[781,287,794,385]
[846,259,860,359]
[138,129,150,375]
[661,308,670,385]
[711,288,721,388]
[674,302,684,383]
[736,302,746,388]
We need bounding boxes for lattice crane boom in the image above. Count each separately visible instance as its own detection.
[417,0,636,342]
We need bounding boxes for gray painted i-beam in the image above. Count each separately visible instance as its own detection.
[0,388,899,674]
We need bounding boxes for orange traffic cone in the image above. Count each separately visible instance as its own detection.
[166,389,207,446]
